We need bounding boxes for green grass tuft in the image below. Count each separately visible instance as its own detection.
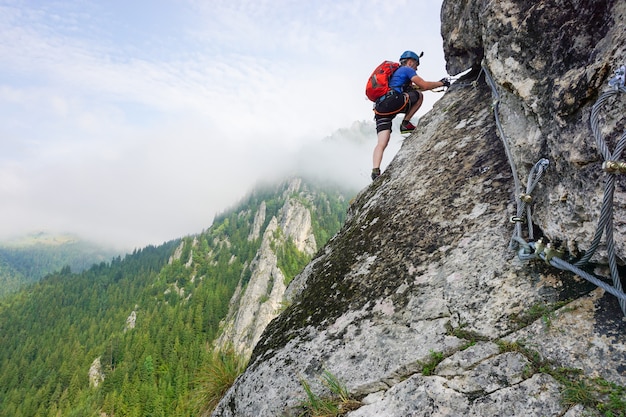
[298,370,361,417]
[419,350,445,376]
[190,347,248,415]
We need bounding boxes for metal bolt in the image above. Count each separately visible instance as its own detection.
[520,193,533,203]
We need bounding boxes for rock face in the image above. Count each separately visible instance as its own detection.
[443,0,626,262]
[124,310,137,332]
[214,178,317,359]
[88,357,105,388]
[211,1,626,416]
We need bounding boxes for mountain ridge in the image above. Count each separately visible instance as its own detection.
[0,232,120,297]
[0,176,354,416]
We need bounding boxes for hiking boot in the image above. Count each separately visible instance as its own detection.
[400,120,416,134]
[371,168,381,181]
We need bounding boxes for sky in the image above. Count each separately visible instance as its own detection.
[0,0,447,250]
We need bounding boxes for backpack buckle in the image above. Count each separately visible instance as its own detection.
[376,91,397,104]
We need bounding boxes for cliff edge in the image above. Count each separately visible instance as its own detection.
[211,0,626,415]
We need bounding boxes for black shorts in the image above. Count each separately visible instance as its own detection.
[374,90,422,133]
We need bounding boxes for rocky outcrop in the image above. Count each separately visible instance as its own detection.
[88,357,105,388]
[443,0,626,261]
[248,201,266,242]
[214,179,317,359]
[124,310,136,332]
[211,0,626,415]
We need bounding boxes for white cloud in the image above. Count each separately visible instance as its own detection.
[0,0,445,249]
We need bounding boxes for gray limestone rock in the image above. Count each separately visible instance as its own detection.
[214,179,318,359]
[210,0,626,415]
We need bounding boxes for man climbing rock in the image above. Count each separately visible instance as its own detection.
[371,50,449,181]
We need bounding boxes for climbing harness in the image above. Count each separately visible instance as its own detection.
[448,68,485,90]
[432,75,466,93]
[495,64,626,315]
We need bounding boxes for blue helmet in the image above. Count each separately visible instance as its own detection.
[400,50,422,63]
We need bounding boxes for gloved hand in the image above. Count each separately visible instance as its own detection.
[440,78,451,88]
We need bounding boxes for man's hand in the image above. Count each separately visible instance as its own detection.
[440,78,451,88]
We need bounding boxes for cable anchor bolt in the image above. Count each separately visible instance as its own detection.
[602,160,626,174]
[533,237,546,256]
[543,242,565,264]
[608,65,625,91]
[519,193,533,203]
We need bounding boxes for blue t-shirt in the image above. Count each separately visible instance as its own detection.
[389,66,417,93]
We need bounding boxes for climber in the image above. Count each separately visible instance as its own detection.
[371,50,450,181]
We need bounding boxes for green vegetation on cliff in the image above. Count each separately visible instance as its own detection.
[0,179,353,417]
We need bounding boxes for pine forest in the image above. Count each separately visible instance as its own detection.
[0,178,354,417]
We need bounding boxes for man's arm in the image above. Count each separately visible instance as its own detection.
[411,74,444,91]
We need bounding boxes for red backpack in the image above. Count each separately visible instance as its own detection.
[365,61,400,102]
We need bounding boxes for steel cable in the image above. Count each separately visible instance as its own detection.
[502,65,626,315]
[482,65,525,248]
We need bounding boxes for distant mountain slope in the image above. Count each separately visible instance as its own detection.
[0,257,26,297]
[0,177,355,417]
[213,177,351,359]
[0,232,121,297]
